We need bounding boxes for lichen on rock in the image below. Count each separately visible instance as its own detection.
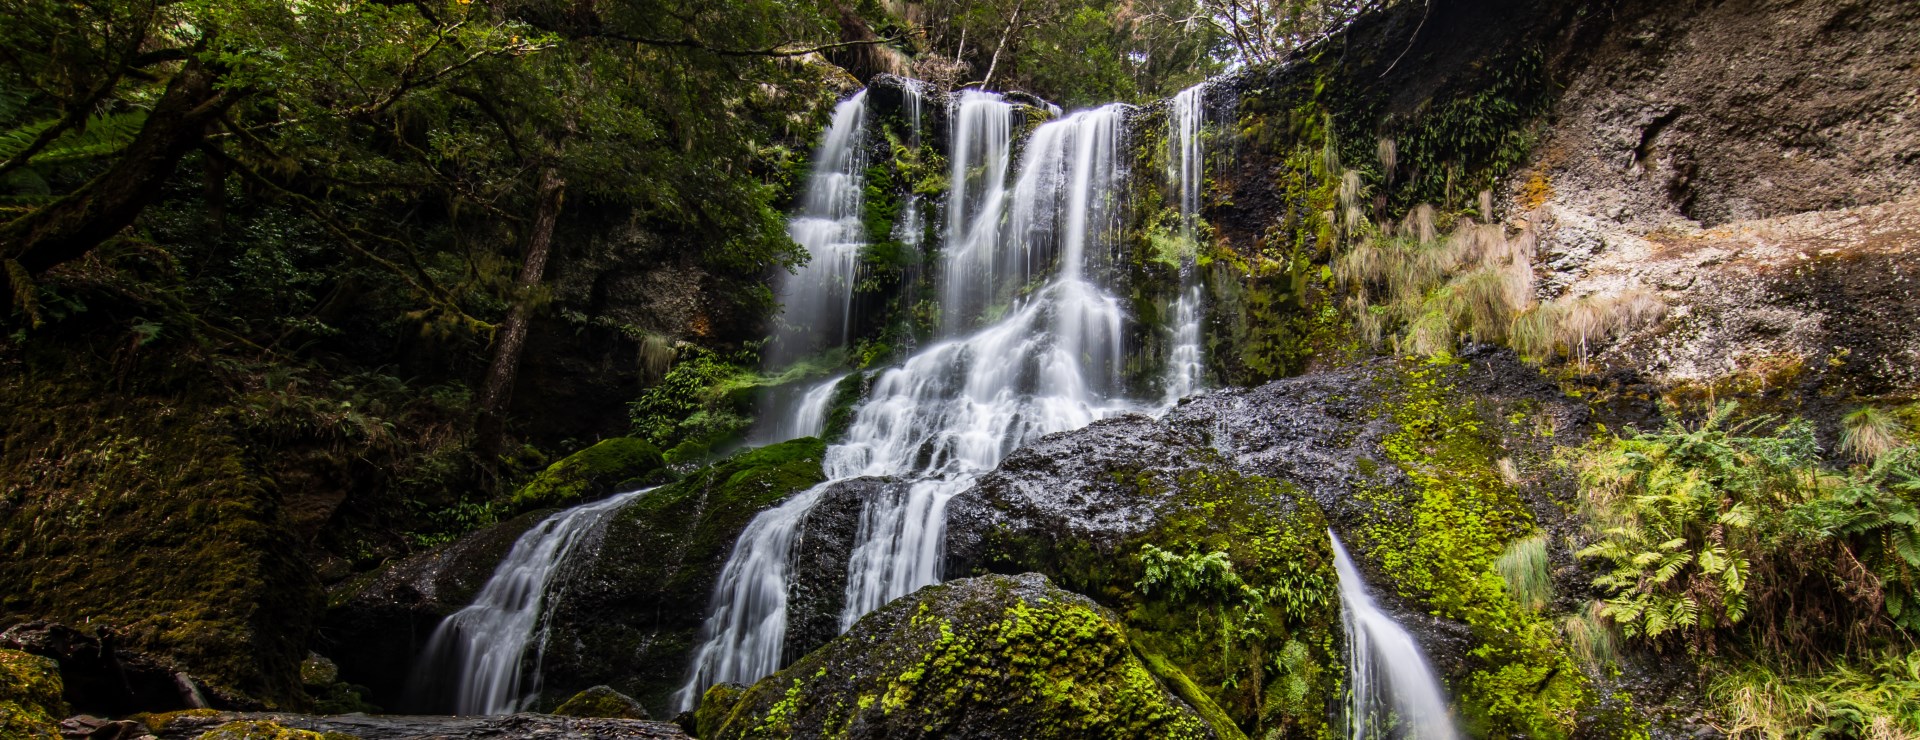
[0,648,66,740]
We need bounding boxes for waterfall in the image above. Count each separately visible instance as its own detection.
[765,91,870,368]
[939,91,1015,335]
[407,489,651,715]
[674,104,1140,710]
[1164,82,1207,403]
[674,484,830,709]
[1330,531,1459,740]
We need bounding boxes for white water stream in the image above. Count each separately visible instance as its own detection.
[1331,531,1460,740]
[406,488,651,715]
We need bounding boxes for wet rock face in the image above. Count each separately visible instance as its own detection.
[948,366,1390,567]
[705,573,1218,740]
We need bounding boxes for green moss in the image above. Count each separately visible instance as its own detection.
[696,682,750,738]
[714,575,1212,740]
[127,708,223,732]
[0,649,64,740]
[976,465,1341,738]
[196,720,355,740]
[552,685,649,719]
[1354,358,1592,737]
[510,437,667,511]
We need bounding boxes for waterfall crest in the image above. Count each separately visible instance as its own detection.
[1330,531,1460,740]
[406,489,651,715]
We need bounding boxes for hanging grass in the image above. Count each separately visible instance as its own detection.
[1496,534,1553,611]
[1841,406,1908,463]
[1562,600,1620,669]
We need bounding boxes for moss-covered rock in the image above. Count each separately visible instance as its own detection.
[553,685,650,720]
[0,648,65,740]
[706,573,1217,740]
[694,683,748,738]
[511,437,668,512]
[0,351,318,707]
[534,438,829,714]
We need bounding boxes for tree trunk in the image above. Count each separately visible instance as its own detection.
[1,56,233,277]
[477,165,566,454]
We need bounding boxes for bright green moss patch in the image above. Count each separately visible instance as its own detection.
[1355,358,1592,737]
[510,437,666,511]
[196,720,353,740]
[0,649,64,740]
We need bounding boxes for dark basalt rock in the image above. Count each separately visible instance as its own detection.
[1,623,241,716]
[706,573,1219,740]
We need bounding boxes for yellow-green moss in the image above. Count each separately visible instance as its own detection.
[1355,358,1593,737]
[510,437,666,511]
[0,649,65,740]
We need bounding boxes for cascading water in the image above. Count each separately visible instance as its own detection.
[1164,82,1207,403]
[765,91,870,368]
[939,91,1015,334]
[1330,531,1460,740]
[675,103,1140,710]
[407,489,652,715]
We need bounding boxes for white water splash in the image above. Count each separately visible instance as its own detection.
[1331,531,1460,740]
[673,484,830,710]
[408,489,651,715]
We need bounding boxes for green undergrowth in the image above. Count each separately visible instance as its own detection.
[1353,357,1596,737]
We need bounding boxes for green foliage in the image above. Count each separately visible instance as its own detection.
[1709,651,1920,739]
[1578,403,1920,649]
[629,345,758,456]
[905,0,1224,106]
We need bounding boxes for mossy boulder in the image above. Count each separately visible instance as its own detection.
[0,352,318,707]
[511,437,668,512]
[534,438,829,714]
[554,685,650,720]
[0,648,65,740]
[704,573,1217,740]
